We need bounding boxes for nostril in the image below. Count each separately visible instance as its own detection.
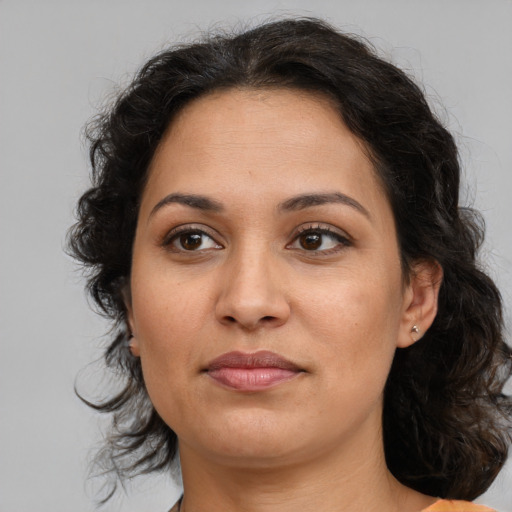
[221,314,278,328]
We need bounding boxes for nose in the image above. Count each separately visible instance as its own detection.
[215,248,291,330]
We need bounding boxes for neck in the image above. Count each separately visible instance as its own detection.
[177,426,436,512]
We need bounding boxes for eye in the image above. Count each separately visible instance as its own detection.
[288,225,351,254]
[163,227,222,252]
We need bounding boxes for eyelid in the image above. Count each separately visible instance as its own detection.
[287,222,353,253]
[291,222,352,240]
[161,223,224,249]
[159,222,352,254]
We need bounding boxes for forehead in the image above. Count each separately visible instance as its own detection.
[158,88,362,163]
[140,88,390,222]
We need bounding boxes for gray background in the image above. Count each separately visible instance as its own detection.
[1,1,511,511]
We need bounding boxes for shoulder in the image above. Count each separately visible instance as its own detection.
[422,500,496,512]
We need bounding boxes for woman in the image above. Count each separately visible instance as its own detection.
[69,18,511,512]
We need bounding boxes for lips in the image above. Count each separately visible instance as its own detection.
[205,350,303,391]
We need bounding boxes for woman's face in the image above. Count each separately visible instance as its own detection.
[127,88,431,469]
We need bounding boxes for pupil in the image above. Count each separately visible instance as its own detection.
[181,233,202,250]
[301,233,321,250]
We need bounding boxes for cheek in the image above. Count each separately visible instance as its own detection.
[297,270,403,384]
[300,268,402,337]
[131,281,205,428]
[130,272,210,385]
[132,261,211,336]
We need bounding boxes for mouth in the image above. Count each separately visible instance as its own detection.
[204,350,304,391]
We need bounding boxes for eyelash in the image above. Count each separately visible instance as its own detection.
[162,225,223,253]
[161,223,352,255]
[287,224,352,255]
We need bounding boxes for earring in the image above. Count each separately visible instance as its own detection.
[411,325,421,340]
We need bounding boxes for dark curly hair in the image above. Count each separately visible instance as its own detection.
[68,17,512,502]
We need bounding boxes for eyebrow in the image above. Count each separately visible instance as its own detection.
[278,192,370,219]
[149,193,224,218]
[149,191,370,220]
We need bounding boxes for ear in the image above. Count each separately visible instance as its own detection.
[122,281,140,357]
[397,259,443,348]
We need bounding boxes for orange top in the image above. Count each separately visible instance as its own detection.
[168,498,496,512]
[423,500,495,512]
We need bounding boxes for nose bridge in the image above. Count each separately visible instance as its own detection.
[215,239,290,329]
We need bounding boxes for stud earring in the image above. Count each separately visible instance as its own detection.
[411,325,420,334]
[411,325,421,341]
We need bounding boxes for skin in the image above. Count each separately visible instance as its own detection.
[127,88,442,512]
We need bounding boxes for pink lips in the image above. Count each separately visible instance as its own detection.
[205,351,303,391]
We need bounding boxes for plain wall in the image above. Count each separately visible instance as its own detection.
[1,1,511,511]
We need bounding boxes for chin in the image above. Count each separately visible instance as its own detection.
[183,411,311,466]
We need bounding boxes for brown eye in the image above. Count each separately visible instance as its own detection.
[164,228,222,252]
[288,226,351,254]
[299,233,322,250]
[180,233,203,250]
